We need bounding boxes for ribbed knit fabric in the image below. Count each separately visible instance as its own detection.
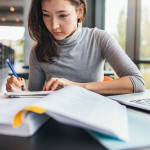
[28,27,145,92]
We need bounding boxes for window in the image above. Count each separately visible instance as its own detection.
[140,0,150,60]
[85,0,150,86]
[140,64,150,88]
[138,0,150,88]
[104,0,128,74]
[105,0,128,51]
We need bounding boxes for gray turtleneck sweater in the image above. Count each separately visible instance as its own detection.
[28,27,146,92]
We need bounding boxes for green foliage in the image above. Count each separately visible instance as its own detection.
[116,9,127,51]
[108,6,150,88]
[140,7,150,58]
[104,8,127,72]
[15,38,24,61]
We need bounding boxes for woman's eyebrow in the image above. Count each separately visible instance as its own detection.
[42,10,49,12]
[42,10,68,13]
[56,10,68,13]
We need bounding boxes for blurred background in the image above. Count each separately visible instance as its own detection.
[0,0,150,91]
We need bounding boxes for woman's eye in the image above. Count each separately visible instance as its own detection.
[60,14,69,18]
[43,14,50,17]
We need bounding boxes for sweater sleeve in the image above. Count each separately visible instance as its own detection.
[28,49,46,91]
[97,30,146,93]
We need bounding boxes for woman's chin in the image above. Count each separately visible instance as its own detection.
[53,35,65,41]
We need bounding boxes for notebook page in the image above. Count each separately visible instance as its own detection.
[5,91,53,97]
[0,98,40,124]
[32,85,129,141]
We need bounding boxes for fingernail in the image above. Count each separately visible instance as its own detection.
[21,78,23,81]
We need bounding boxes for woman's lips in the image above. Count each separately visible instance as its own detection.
[53,32,62,35]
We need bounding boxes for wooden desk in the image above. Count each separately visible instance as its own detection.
[0,118,106,150]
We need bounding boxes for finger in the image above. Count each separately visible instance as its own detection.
[18,77,26,88]
[18,77,25,84]
[7,77,13,85]
[6,76,15,91]
[55,86,63,90]
[11,83,23,91]
[18,77,23,83]
[6,82,21,92]
[6,75,20,91]
[42,81,47,91]
[6,83,12,91]
[46,78,57,91]
[51,79,61,91]
[11,76,24,88]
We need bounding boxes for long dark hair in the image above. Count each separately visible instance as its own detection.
[28,0,87,63]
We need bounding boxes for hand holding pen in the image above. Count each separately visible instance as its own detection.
[6,59,25,91]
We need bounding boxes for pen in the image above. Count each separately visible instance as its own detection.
[6,59,25,91]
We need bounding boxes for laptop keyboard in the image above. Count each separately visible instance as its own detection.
[130,98,150,106]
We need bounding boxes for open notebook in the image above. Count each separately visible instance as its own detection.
[0,97,50,137]
[0,85,129,141]
[5,91,53,98]
[108,89,150,111]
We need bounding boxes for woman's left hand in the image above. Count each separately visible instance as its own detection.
[42,77,80,91]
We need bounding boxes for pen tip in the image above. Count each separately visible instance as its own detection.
[6,59,9,62]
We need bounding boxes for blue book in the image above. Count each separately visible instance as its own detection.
[88,111,150,150]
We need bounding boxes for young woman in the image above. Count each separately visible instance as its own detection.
[6,0,145,95]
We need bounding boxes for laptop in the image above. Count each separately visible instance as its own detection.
[108,89,150,111]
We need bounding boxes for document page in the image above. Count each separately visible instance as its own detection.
[1,85,129,141]
[0,98,41,124]
[33,85,129,141]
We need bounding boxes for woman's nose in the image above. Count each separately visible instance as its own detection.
[51,18,60,30]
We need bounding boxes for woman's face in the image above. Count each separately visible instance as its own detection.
[42,0,81,40]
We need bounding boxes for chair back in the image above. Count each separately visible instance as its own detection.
[103,76,113,81]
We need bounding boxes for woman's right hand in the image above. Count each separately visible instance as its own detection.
[6,75,27,92]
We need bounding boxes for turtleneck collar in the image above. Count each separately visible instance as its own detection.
[56,26,82,46]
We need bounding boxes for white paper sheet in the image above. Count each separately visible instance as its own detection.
[31,85,129,141]
[0,85,129,141]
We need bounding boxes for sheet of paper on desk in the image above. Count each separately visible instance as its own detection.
[5,91,54,98]
[5,84,53,98]
[88,111,150,150]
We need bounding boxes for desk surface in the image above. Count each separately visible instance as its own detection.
[0,118,106,150]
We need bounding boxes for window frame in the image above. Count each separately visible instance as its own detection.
[85,0,150,65]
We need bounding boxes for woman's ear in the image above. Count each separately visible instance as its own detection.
[77,4,84,21]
